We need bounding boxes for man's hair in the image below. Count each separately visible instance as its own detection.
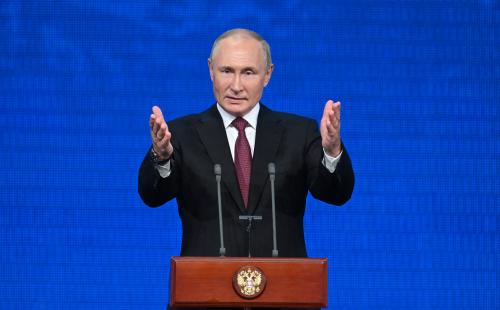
[209,28,272,69]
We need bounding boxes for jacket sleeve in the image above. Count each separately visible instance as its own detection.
[305,119,355,206]
[138,143,181,207]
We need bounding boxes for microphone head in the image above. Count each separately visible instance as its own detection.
[214,164,221,176]
[267,162,276,174]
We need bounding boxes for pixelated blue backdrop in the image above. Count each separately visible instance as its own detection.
[1,0,498,309]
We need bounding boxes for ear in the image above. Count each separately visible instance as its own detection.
[208,58,214,82]
[263,64,274,87]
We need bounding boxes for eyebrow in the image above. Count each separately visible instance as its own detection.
[218,66,258,72]
[241,67,257,72]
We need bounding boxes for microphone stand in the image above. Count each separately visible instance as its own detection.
[238,163,279,258]
[238,215,262,257]
[268,163,278,257]
[214,164,225,256]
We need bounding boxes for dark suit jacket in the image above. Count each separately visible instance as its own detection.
[138,104,354,258]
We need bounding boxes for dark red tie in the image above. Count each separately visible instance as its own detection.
[232,117,252,208]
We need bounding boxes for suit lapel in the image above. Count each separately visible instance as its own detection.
[195,105,246,213]
[247,105,284,214]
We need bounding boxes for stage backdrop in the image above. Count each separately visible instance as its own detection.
[1,1,498,309]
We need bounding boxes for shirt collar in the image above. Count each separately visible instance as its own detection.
[216,102,260,129]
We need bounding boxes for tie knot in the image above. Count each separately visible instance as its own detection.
[232,117,248,132]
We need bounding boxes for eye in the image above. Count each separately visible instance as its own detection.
[244,70,255,75]
[220,68,231,74]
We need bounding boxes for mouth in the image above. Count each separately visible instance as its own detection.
[226,96,247,102]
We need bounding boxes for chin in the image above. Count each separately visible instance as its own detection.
[228,108,246,116]
[221,103,244,115]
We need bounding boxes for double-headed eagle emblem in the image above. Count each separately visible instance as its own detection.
[232,266,266,298]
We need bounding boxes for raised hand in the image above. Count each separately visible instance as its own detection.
[149,106,173,160]
[320,100,342,157]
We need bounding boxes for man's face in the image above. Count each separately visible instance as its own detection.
[208,36,273,117]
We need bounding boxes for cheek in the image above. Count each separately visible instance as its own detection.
[247,81,264,96]
[213,80,223,93]
[214,76,231,90]
[241,77,256,89]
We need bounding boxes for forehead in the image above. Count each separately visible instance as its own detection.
[212,36,266,68]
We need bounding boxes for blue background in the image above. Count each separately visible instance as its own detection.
[1,0,499,309]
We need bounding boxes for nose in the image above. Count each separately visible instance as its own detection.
[230,74,243,93]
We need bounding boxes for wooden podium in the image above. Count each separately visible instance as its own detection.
[169,256,328,308]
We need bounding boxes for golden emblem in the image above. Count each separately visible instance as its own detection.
[232,266,267,299]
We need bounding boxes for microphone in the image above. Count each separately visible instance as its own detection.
[214,164,225,256]
[268,163,278,257]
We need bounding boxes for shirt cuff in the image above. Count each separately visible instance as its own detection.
[155,160,172,178]
[322,149,342,173]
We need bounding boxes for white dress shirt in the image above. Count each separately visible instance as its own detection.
[156,103,341,178]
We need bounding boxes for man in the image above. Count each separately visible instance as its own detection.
[139,28,354,258]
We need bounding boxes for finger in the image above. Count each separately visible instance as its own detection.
[327,102,340,128]
[152,119,160,136]
[156,135,172,155]
[325,118,337,136]
[327,108,338,130]
[157,123,167,140]
[152,106,165,123]
[332,101,341,121]
[150,114,160,137]
[321,100,334,133]
[149,114,156,129]
[329,111,340,129]
[323,100,334,118]
[158,131,171,148]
